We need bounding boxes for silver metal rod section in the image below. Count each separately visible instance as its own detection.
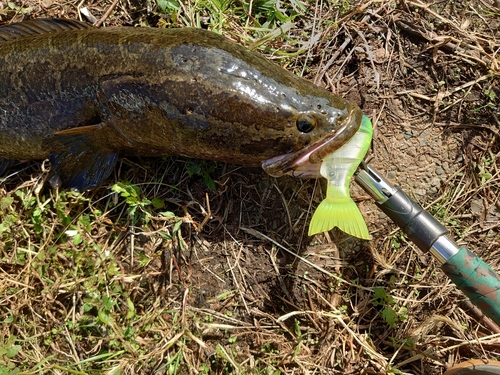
[429,236,460,264]
[354,168,397,203]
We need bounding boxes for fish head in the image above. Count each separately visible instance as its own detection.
[138,30,365,177]
[261,97,362,179]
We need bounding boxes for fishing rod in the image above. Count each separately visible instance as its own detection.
[354,163,500,327]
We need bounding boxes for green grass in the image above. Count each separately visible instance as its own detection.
[1,0,500,374]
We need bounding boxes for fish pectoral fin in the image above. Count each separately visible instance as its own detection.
[45,124,118,191]
[0,159,15,175]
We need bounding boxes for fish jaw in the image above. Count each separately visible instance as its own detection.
[261,107,361,178]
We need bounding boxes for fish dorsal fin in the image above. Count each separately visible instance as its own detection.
[0,18,90,42]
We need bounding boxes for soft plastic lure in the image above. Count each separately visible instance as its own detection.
[308,115,373,239]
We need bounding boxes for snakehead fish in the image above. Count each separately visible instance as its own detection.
[0,18,363,191]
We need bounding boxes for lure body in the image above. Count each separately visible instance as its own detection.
[308,115,373,239]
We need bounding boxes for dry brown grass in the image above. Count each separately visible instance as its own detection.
[0,0,499,374]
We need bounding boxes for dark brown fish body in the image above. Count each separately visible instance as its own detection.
[0,19,362,190]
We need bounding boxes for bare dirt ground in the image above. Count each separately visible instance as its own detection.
[0,0,499,374]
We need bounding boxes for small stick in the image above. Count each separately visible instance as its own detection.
[95,0,121,27]
[355,28,380,89]
[463,300,500,334]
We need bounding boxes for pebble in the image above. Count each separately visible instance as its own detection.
[470,199,482,217]
[414,188,427,197]
[431,177,441,187]
[406,148,417,157]
[378,212,388,219]
[435,166,444,175]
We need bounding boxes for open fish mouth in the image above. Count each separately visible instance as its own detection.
[262,109,361,178]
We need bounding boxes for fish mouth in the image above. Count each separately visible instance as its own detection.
[262,109,361,178]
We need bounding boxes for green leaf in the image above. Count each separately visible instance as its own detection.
[6,344,21,358]
[126,297,135,319]
[157,0,168,12]
[373,287,386,304]
[381,307,397,327]
[173,220,182,233]
[485,89,496,101]
[203,174,216,191]
[73,233,83,246]
[0,196,14,209]
[102,296,115,311]
[98,309,112,325]
[0,222,10,235]
[152,197,165,209]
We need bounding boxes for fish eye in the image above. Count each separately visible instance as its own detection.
[296,116,316,133]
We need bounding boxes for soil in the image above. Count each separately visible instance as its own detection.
[0,0,499,374]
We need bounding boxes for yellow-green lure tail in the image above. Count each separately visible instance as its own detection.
[308,115,373,239]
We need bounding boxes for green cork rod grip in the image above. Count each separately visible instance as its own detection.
[441,247,500,326]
